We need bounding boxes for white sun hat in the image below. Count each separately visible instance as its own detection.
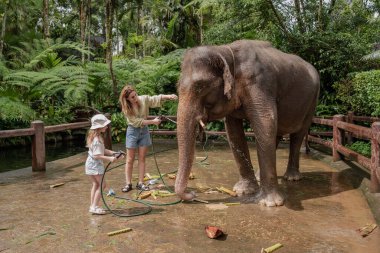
[90,114,111,130]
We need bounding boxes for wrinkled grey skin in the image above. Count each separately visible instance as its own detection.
[174,40,320,207]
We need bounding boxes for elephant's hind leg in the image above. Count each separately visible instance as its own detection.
[225,116,259,196]
[283,131,306,181]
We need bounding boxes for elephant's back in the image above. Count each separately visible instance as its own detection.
[231,40,320,135]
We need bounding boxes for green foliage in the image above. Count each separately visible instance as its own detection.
[38,105,75,125]
[334,70,380,116]
[288,31,369,93]
[0,96,35,125]
[206,120,224,131]
[346,141,371,158]
[4,65,93,106]
[114,49,184,96]
[110,112,127,143]
[7,39,91,70]
[315,90,346,117]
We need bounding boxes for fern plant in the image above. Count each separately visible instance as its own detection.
[7,38,92,70]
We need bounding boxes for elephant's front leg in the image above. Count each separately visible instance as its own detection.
[225,116,259,196]
[250,107,284,207]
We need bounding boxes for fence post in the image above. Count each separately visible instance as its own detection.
[370,122,380,193]
[31,120,45,171]
[346,111,354,145]
[304,130,310,154]
[333,115,345,162]
[104,113,112,150]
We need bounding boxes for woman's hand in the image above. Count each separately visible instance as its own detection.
[152,117,162,126]
[168,94,178,100]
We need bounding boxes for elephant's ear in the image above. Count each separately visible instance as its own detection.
[218,53,234,100]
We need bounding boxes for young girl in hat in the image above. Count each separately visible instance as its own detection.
[85,114,124,215]
[119,85,177,192]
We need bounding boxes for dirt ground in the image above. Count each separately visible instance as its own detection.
[0,140,379,253]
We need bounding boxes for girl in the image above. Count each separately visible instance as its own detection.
[85,114,123,214]
[119,85,177,192]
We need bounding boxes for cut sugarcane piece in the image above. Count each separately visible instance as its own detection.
[107,228,132,236]
[261,243,283,253]
[216,186,237,197]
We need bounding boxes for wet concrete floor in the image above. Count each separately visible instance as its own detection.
[0,140,379,253]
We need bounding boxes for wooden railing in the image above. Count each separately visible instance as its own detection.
[308,113,380,193]
[0,119,112,172]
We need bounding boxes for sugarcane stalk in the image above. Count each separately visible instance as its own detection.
[223,202,240,206]
[107,228,132,236]
[50,183,65,188]
[262,243,283,253]
[216,186,237,197]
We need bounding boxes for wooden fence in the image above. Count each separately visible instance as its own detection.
[0,112,379,193]
[308,112,380,193]
[0,119,112,172]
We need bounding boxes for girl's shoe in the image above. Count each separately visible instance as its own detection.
[136,183,149,191]
[89,206,106,215]
[121,184,132,192]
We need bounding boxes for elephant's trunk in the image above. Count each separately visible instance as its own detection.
[175,98,202,201]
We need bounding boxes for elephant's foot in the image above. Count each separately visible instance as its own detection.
[233,178,259,196]
[258,190,284,207]
[283,169,302,181]
[176,191,196,201]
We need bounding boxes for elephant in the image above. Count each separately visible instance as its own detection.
[174,40,320,207]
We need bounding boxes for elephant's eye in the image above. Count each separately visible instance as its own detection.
[204,103,213,109]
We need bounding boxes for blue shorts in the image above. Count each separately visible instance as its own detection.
[126,125,152,148]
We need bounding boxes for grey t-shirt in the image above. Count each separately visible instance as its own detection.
[85,137,105,175]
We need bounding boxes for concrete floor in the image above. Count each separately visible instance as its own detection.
[0,140,379,253]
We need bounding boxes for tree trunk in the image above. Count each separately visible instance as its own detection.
[87,0,92,61]
[105,0,118,99]
[80,0,87,63]
[43,0,50,39]
[318,0,323,31]
[266,0,290,37]
[0,1,9,57]
[299,0,310,32]
[115,6,119,54]
[200,9,203,44]
[136,0,143,58]
[294,0,305,33]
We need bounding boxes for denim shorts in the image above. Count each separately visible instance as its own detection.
[126,125,152,148]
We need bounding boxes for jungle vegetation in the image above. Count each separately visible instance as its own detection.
[0,0,379,152]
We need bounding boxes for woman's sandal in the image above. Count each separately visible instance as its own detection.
[121,184,132,193]
[136,183,149,191]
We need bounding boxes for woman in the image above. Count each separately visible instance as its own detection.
[119,85,178,192]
